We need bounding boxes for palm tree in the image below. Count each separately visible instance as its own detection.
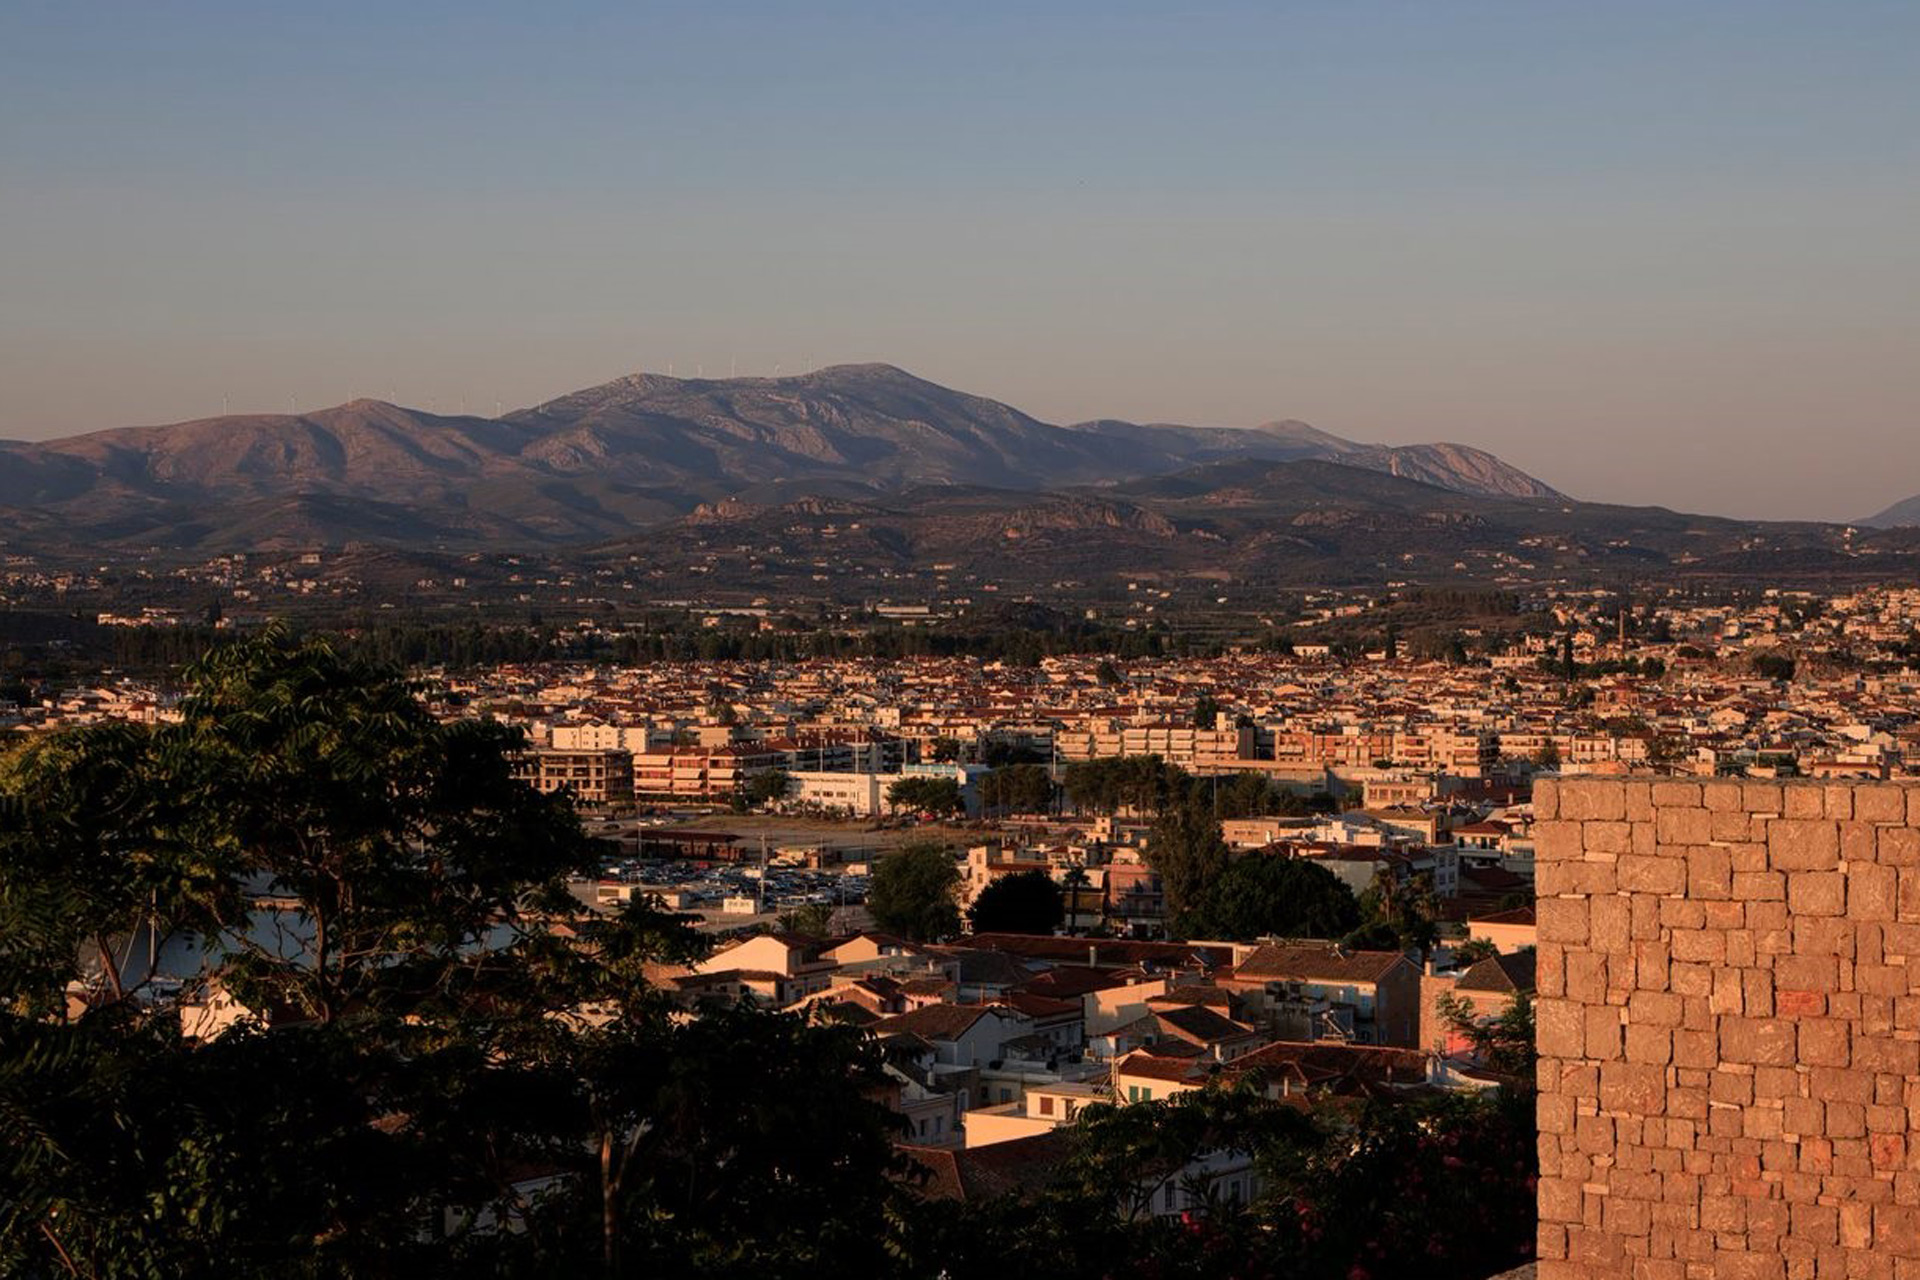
[1062,864,1092,937]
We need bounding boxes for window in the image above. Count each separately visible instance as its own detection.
[1038,1096,1054,1116]
[1164,1183,1177,1211]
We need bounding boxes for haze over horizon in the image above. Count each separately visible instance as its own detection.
[4,1,1917,522]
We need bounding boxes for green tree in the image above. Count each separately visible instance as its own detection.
[743,768,790,808]
[1143,801,1230,930]
[0,633,914,1279]
[1060,755,1189,816]
[1059,864,1092,937]
[776,901,836,938]
[978,764,1055,816]
[1437,989,1537,1078]
[967,869,1063,936]
[1356,868,1439,957]
[886,776,964,817]
[1180,855,1360,941]
[1452,937,1501,965]
[1190,693,1222,729]
[1648,734,1687,768]
[866,841,961,941]
[171,632,591,1026]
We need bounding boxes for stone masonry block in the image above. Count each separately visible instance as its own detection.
[1536,820,1585,862]
[1562,781,1626,821]
[1883,827,1920,868]
[1721,1016,1796,1066]
[1538,897,1590,944]
[1785,785,1827,819]
[1741,780,1783,814]
[1688,846,1733,898]
[1768,819,1839,870]
[1656,806,1712,846]
[1621,854,1687,895]
[1786,871,1845,917]
[1851,862,1898,921]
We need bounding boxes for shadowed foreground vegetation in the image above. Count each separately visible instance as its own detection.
[0,632,1534,1279]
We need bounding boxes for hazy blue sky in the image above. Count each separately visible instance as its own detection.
[3,1,1917,520]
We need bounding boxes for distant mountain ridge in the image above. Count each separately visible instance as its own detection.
[0,362,1561,552]
[595,456,1883,594]
[1859,493,1920,529]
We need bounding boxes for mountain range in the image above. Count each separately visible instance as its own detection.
[1860,494,1920,530]
[5,363,1916,595]
[601,457,1895,596]
[0,364,1559,553]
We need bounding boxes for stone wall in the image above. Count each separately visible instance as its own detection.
[1534,777,1920,1280]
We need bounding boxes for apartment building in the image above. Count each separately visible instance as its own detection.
[511,748,635,806]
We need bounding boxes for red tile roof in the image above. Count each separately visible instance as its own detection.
[898,1130,1071,1201]
[1232,943,1411,984]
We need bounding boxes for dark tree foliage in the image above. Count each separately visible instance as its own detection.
[0,631,908,1279]
[1197,771,1317,821]
[1354,869,1440,957]
[1179,855,1360,942]
[1340,920,1405,952]
[743,767,790,807]
[1451,937,1501,966]
[967,869,1064,936]
[1060,755,1191,816]
[978,764,1056,815]
[0,630,1537,1280]
[1438,989,1539,1079]
[1061,759,1317,823]
[865,841,962,942]
[886,775,964,816]
[776,901,837,938]
[894,1084,1538,1280]
[1144,801,1230,926]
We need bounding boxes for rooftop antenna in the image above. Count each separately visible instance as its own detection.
[494,398,502,417]
[730,355,737,378]
[668,361,675,376]
[222,392,230,415]
[696,363,703,378]
[773,362,782,376]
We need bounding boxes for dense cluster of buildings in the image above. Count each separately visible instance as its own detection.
[639,920,1538,1206]
[475,588,1920,793]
